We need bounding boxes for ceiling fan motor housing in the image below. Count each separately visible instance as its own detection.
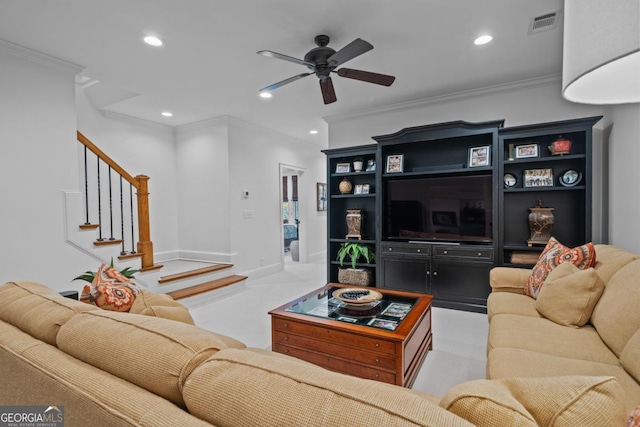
[304,36,336,79]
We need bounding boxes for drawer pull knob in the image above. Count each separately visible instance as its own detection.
[375,358,380,364]
[388,248,393,251]
[375,343,380,348]
[434,271,438,276]
[283,336,288,341]
[417,249,421,253]
[283,323,288,328]
[374,373,380,379]
[444,250,448,254]
[478,252,482,256]
[284,349,289,354]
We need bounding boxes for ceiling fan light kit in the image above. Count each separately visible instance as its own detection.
[258,35,395,104]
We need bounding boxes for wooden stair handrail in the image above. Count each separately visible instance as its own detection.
[77,131,155,270]
[77,131,139,188]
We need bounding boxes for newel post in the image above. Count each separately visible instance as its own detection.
[135,175,154,269]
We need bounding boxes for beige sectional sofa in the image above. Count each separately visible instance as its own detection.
[0,278,634,426]
[488,244,640,414]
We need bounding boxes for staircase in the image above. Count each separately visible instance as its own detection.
[66,132,247,300]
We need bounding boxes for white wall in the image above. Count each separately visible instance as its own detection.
[0,45,97,290]
[604,103,640,252]
[326,77,609,242]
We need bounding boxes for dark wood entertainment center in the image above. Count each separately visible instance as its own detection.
[323,116,602,313]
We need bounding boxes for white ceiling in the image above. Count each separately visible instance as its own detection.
[0,0,564,146]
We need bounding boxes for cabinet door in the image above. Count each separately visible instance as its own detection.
[431,260,491,307]
[381,257,429,293]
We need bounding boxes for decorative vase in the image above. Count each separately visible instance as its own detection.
[338,268,374,286]
[527,200,554,246]
[353,159,364,172]
[345,209,364,239]
[338,177,352,194]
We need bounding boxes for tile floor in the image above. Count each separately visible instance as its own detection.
[181,255,488,397]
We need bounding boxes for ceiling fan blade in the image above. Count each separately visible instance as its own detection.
[319,77,337,104]
[257,50,315,68]
[259,73,313,93]
[327,38,373,68]
[336,68,396,86]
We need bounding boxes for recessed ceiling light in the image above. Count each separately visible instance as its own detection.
[309,130,319,134]
[161,111,173,117]
[259,91,273,99]
[143,35,164,47]
[474,35,493,45]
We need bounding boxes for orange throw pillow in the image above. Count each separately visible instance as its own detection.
[80,263,140,312]
[525,237,596,299]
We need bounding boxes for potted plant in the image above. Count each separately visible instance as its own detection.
[336,242,376,286]
[73,258,138,283]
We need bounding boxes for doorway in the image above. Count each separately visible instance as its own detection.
[279,163,306,270]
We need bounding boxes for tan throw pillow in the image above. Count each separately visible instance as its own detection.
[535,262,604,328]
[525,237,596,299]
[440,376,627,427]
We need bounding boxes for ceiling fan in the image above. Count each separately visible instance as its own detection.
[257,35,395,104]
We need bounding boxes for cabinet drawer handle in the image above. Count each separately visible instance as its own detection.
[375,358,380,364]
[478,252,482,256]
[375,343,380,348]
[426,270,430,275]
[433,271,438,276]
[283,323,288,329]
[374,373,380,379]
[443,250,448,254]
[417,249,421,253]
[284,349,289,354]
[283,336,289,341]
[388,248,393,251]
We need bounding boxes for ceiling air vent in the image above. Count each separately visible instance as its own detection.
[528,11,559,35]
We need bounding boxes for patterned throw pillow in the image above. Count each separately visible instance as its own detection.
[630,404,640,427]
[80,263,140,312]
[525,237,596,299]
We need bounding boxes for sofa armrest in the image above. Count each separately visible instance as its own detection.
[489,267,531,294]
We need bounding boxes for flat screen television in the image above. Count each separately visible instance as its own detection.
[384,174,493,244]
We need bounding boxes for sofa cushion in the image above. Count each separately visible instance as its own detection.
[591,259,640,357]
[0,281,98,346]
[0,322,212,427]
[592,244,640,284]
[129,290,195,325]
[535,263,604,328]
[487,292,541,321]
[621,329,640,384]
[56,310,245,407]
[440,376,627,427]
[488,314,619,365]
[489,267,531,294]
[525,237,596,299]
[488,347,640,413]
[80,263,140,312]
[183,348,474,427]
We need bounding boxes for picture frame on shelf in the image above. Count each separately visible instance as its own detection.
[385,154,404,173]
[524,168,554,188]
[362,184,370,194]
[354,184,363,195]
[468,145,490,167]
[335,163,351,173]
[366,159,376,171]
[515,143,539,159]
[316,182,327,211]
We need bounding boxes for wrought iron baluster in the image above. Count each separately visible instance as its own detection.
[83,145,90,225]
[96,157,103,241]
[130,183,136,254]
[120,176,126,255]
[108,166,115,240]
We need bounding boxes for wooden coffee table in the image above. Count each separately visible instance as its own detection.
[268,283,433,387]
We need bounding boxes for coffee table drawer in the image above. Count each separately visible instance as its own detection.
[274,343,396,384]
[273,318,396,356]
[273,331,396,370]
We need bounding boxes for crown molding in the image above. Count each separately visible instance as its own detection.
[100,110,175,135]
[324,74,563,124]
[0,37,84,75]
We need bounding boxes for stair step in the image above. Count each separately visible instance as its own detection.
[167,275,248,300]
[79,224,99,230]
[158,264,233,284]
[118,252,143,261]
[94,239,123,246]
